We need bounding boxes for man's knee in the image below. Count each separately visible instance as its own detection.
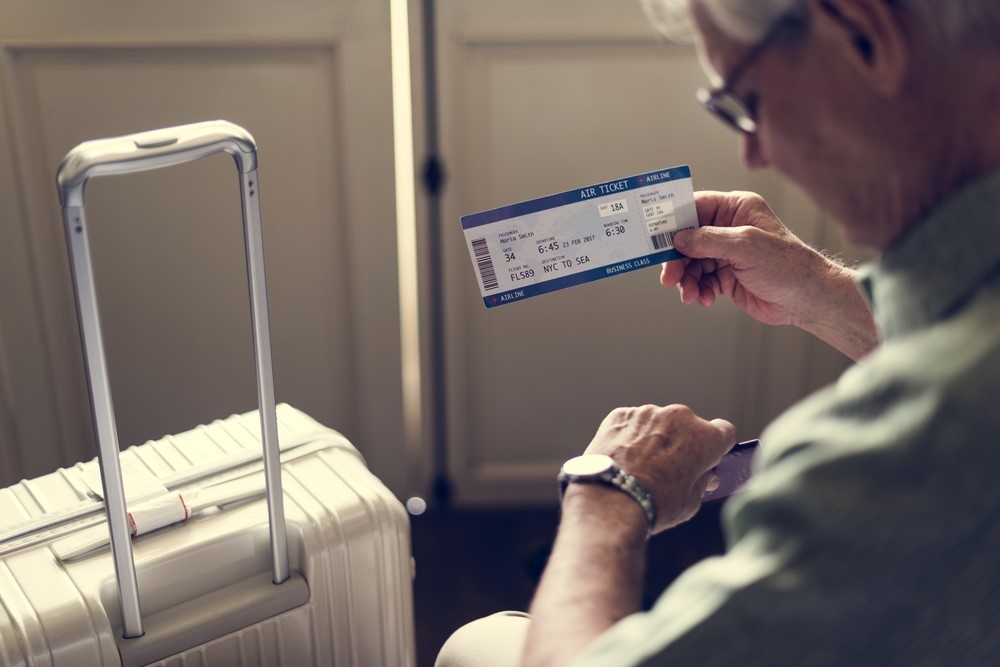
[435,610,531,667]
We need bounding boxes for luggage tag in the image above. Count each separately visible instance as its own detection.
[51,438,338,561]
[461,165,697,307]
[53,476,265,560]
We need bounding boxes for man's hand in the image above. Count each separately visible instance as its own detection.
[523,404,737,667]
[581,404,736,533]
[661,191,879,361]
[661,191,818,324]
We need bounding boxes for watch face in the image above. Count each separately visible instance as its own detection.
[562,454,615,477]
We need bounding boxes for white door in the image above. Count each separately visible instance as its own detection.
[0,0,859,507]
[0,0,416,494]
[434,0,854,504]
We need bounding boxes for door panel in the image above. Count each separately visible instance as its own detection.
[0,1,411,494]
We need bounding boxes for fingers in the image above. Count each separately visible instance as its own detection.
[679,264,702,305]
[585,405,740,532]
[697,272,720,307]
[674,225,747,262]
[697,469,721,495]
[694,190,774,232]
[661,190,766,303]
[677,190,781,266]
[663,225,748,308]
[659,257,687,287]
[692,190,737,230]
[710,418,738,456]
[663,256,723,306]
[590,405,733,457]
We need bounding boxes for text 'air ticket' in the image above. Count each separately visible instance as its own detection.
[461,165,697,308]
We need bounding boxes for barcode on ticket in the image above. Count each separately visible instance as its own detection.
[650,229,682,250]
[471,237,499,291]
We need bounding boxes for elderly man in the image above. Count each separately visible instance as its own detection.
[437,0,1000,665]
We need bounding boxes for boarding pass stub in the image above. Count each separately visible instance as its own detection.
[461,165,697,308]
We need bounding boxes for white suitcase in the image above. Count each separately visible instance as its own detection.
[0,122,415,666]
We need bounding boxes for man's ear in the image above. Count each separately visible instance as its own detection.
[812,0,909,96]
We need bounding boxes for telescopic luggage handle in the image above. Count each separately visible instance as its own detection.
[56,120,290,641]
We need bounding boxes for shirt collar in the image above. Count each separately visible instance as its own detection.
[856,170,1000,340]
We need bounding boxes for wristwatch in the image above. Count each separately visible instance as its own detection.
[558,454,657,535]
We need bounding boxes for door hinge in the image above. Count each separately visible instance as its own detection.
[422,155,446,197]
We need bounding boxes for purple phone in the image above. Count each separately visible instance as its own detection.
[702,439,760,502]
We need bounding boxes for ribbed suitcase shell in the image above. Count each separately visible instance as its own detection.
[0,404,416,666]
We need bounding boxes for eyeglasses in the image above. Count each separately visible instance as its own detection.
[696,7,805,134]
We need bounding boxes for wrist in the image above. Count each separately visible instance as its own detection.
[558,454,657,536]
[561,484,649,545]
[793,255,878,360]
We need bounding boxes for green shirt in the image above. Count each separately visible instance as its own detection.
[575,171,1000,666]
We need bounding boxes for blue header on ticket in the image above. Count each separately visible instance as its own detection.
[462,165,692,229]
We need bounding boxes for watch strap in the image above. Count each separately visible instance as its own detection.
[559,464,657,535]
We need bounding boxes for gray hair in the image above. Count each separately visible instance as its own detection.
[641,0,1000,47]
[639,0,795,43]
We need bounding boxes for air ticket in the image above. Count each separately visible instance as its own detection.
[461,165,697,307]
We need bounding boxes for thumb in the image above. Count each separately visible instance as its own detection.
[709,418,738,460]
[710,417,737,445]
[674,226,749,262]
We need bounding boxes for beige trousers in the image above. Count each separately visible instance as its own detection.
[435,611,531,667]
